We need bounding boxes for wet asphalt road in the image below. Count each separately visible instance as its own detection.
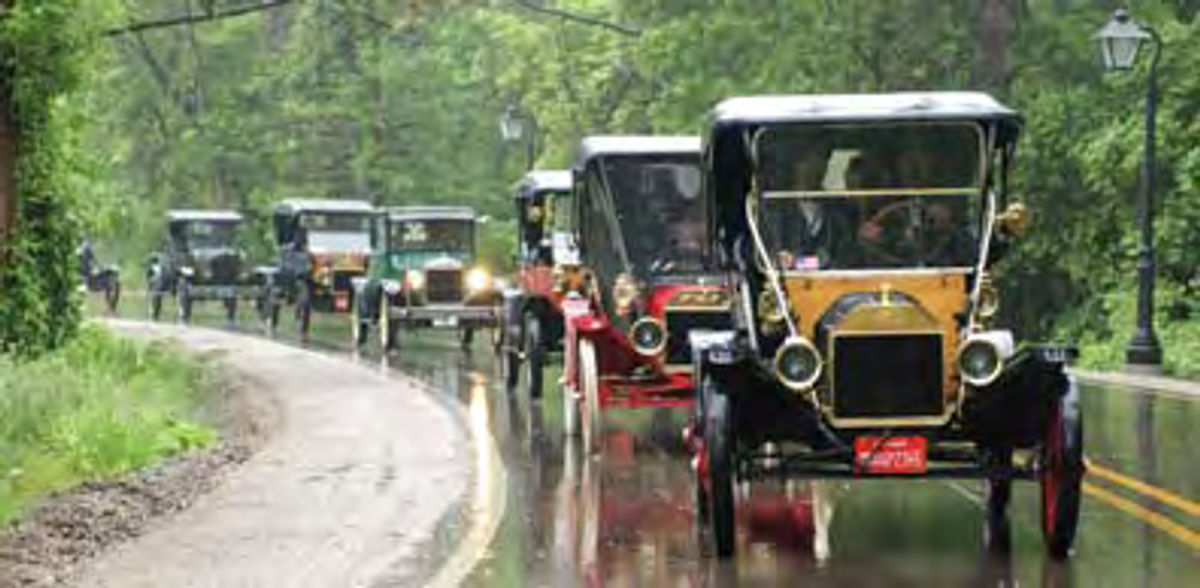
[94,296,1200,587]
[352,329,1198,587]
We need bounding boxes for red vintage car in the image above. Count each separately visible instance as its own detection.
[561,136,730,452]
[501,170,577,399]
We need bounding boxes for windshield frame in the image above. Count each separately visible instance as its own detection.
[386,217,476,254]
[174,219,241,250]
[748,120,989,275]
[581,154,709,277]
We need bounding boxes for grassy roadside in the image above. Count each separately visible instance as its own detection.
[0,325,216,525]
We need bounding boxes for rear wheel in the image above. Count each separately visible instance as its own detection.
[704,381,736,559]
[1041,377,1084,560]
[579,339,602,454]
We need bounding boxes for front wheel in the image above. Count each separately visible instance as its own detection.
[524,312,545,400]
[704,379,736,559]
[148,291,163,321]
[379,292,397,352]
[224,298,237,324]
[103,277,121,314]
[351,295,368,350]
[296,280,312,341]
[177,281,193,324]
[1041,377,1084,560]
[579,338,602,454]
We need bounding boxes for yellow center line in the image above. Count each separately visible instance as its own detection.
[1086,458,1200,518]
[1083,481,1200,551]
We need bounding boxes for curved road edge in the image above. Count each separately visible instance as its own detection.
[71,319,504,587]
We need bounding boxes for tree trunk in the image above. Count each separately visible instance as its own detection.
[0,0,16,253]
[978,0,1016,93]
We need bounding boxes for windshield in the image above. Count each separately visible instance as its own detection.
[593,156,706,275]
[300,213,372,252]
[182,221,239,249]
[753,123,983,270]
[390,218,473,252]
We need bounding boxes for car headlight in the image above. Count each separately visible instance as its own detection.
[629,317,667,356]
[613,272,639,316]
[406,270,425,290]
[957,331,1013,387]
[466,268,491,292]
[774,336,822,391]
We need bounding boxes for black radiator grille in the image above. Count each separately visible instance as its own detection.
[664,310,732,365]
[426,269,463,303]
[206,254,241,285]
[332,270,357,293]
[832,333,943,419]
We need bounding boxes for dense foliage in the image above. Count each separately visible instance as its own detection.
[3,0,1197,372]
[0,0,108,354]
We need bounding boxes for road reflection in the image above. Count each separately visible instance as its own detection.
[273,318,1200,587]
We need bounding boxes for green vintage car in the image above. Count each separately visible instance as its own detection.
[351,206,501,351]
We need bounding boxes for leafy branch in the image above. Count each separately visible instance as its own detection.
[103,0,295,36]
[511,0,640,37]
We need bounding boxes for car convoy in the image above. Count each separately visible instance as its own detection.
[124,91,1081,562]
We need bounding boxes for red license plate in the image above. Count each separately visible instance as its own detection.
[334,293,349,312]
[854,436,928,474]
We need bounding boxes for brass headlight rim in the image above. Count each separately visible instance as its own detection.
[774,335,823,392]
[629,316,668,357]
[957,337,1004,388]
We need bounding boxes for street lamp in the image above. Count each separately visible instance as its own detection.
[1094,8,1163,369]
[499,103,537,171]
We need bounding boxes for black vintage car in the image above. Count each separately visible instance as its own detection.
[499,170,575,397]
[79,239,121,314]
[147,210,253,323]
[259,198,374,338]
[688,92,1082,559]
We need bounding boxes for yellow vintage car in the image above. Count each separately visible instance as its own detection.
[689,92,1082,560]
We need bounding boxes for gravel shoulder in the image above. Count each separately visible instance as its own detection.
[52,320,470,587]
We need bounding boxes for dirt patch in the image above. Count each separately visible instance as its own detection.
[0,371,280,588]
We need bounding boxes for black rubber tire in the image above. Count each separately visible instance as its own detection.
[1041,377,1084,560]
[693,375,712,528]
[579,339,602,454]
[224,298,237,324]
[104,278,121,314]
[177,282,193,324]
[379,291,397,352]
[985,448,1013,555]
[296,280,312,341]
[705,381,736,559]
[351,295,368,350]
[524,312,545,400]
[149,292,163,321]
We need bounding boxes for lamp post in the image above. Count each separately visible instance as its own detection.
[499,103,538,171]
[1094,8,1163,369]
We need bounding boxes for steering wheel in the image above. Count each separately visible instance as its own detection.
[858,200,955,266]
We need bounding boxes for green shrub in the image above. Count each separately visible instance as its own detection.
[0,325,216,525]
